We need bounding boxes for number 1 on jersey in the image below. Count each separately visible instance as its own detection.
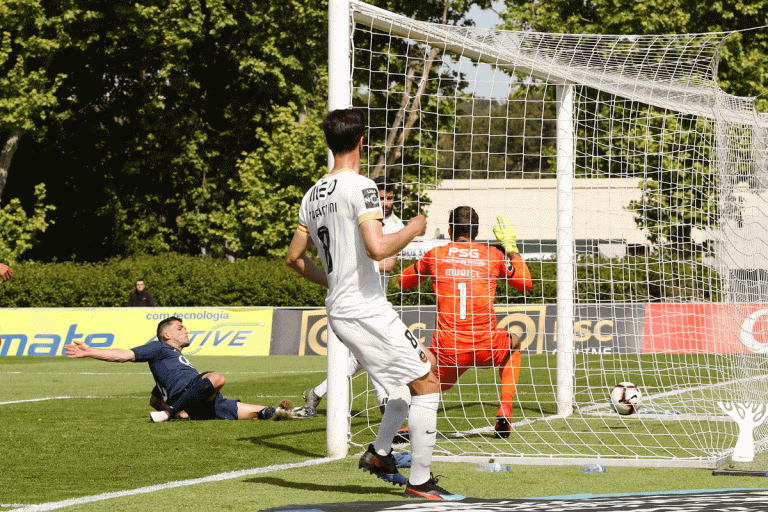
[457,282,467,320]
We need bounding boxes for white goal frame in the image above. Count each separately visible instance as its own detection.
[325,0,580,458]
[326,0,768,468]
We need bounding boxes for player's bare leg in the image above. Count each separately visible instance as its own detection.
[236,402,276,420]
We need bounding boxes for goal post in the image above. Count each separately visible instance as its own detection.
[326,0,352,459]
[556,83,575,418]
[328,0,768,468]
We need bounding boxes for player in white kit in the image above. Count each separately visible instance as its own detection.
[303,174,405,414]
[286,109,462,500]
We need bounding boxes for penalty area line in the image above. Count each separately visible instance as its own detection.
[0,396,143,406]
[10,457,341,512]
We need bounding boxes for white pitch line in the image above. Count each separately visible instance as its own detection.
[0,396,161,405]
[10,457,341,512]
[0,396,74,406]
[0,394,312,406]
[0,370,324,376]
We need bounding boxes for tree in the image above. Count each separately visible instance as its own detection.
[8,0,330,261]
[213,0,496,255]
[446,95,557,179]
[500,0,768,113]
[210,102,328,258]
[498,0,768,252]
[1,0,64,199]
[0,183,55,262]
[363,0,493,182]
[4,0,499,261]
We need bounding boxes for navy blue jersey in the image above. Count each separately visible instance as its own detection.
[131,341,199,402]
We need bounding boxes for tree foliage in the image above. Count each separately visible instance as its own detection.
[499,0,768,251]
[0,0,499,262]
[211,102,328,258]
[0,183,55,262]
[500,0,768,113]
[5,0,329,261]
[446,94,558,179]
[0,0,91,198]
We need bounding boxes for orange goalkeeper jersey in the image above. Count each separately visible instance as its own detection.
[400,242,532,352]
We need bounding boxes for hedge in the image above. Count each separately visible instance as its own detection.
[0,254,327,308]
[0,253,721,308]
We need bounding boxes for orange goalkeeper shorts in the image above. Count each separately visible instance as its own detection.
[429,329,515,390]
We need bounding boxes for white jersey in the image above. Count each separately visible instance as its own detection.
[298,169,389,319]
[380,213,405,291]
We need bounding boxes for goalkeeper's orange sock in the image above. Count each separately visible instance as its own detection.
[498,351,521,419]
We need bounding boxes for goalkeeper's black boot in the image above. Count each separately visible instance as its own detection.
[494,416,511,439]
[494,403,512,439]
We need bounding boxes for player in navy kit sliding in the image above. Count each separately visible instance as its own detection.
[65,316,276,421]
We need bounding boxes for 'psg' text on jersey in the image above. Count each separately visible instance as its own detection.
[415,242,513,351]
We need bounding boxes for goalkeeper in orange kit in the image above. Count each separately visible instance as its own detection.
[398,206,532,438]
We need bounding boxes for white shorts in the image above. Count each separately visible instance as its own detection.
[328,308,431,395]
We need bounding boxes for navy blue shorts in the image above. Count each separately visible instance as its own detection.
[175,374,240,420]
[185,392,240,420]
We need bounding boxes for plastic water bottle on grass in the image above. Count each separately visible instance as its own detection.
[582,464,606,474]
[476,462,511,472]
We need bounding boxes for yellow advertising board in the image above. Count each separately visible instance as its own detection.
[0,308,274,356]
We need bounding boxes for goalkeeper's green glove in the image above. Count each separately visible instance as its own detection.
[493,216,519,254]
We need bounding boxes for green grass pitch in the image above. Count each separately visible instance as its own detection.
[1,355,767,511]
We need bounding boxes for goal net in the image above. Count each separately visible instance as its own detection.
[331,0,768,468]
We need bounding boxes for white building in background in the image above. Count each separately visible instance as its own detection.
[709,181,768,302]
[403,178,650,259]
[397,177,768,302]
[712,181,768,270]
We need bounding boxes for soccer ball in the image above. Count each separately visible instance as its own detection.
[610,382,642,415]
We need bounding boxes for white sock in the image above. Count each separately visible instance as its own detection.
[373,382,389,406]
[315,356,363,399]
[374,385,411,456]
[314,380,328,398]
[408,393,439,485]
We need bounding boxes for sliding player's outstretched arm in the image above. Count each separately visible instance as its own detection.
[64,341,135,362]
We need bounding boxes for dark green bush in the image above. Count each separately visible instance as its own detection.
[0,254,327,308]
[0,252,722,308]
